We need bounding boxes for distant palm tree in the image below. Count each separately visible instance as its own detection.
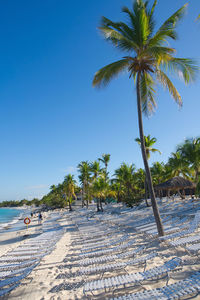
[166,151,190,178]
[90,161,101,180]
[134,168,146,198]
[135,135,161,206]
[90,160,101,211]
[63,174,76,211]
[98,154,110,181]
[135,135,161,160]
[77,161,91,208]
[92,177,108,212]
[177,138,200,183]
[114,163,136,206]
[93,0,197,236]
[151,162,166,184]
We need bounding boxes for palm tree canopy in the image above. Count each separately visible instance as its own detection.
[114,163,136,190]
[63,174,76,199]
[93,1,198,116]
[151,162,166,184]
[98,154,111,168]
[177,137,200,181]
[90,161,101,180]
[135,134,161,159]
[77,161,91,186]
[166,151,190,179]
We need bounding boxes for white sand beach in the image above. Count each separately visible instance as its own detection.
[1,198,200,299]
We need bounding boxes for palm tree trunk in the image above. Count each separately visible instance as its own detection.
[136,72,164,236]
[97,198,100,212]
[82,189,84,208]
[145,175,150,207]
[69,198,72,211]
[100,198,103,212]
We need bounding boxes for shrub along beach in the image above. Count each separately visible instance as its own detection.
[1,0,200,299]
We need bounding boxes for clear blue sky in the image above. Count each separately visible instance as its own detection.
[0,0,200,201]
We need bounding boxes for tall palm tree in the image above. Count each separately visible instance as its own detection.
[63,174,76,211]
[98,154,110,181]
[135,135,161,206]
[93,0,197,236]
[77,161,91,208]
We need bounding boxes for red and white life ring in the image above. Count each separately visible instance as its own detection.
[24,217,31,225]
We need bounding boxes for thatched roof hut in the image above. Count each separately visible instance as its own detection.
[155,176,195,191]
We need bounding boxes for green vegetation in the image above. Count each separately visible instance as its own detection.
[1,137,199,211]
[135,135,161,207]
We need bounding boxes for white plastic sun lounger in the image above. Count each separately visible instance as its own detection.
[159,211,200,241]
[83,257,182,294]
[80,252,157,275]
[135,217,171,231]
[0,268,33,290]
[80,231,123,249]
[79,241,140,266]
[81,235,129,252]
[145,219,188,237]
[0,262,38,279]
[110,270,200,300]
[186,242,200,252]
[170,233,200,247]
[8,249,51,256]
[0,285,21,298]
[80,235,129,258]
[0,259,38,271]
[78,228,116,239]
[0,252,49,262]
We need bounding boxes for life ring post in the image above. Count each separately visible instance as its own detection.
[24,217,31,229]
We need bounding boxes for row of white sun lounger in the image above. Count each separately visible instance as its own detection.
[68,206,200,299]
[0,213,63,297]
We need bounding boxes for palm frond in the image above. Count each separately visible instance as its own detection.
[148,4,187,47]
[149,0,157,19]
[99,25,139,52]
[158,4,187,36]
[156,69,182,106]
[122,4,151,47]
[101,17,137,42]
[146,46,175,62]
[140,72,157,116]
[166,58,199,84]
[146,0,157,34]
[93,59,130,88]
[150,148,162,154]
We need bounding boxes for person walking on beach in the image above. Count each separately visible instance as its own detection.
[38,212,43,224]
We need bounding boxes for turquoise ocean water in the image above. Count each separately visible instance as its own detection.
[0,208,22,230]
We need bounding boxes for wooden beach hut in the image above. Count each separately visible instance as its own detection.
[155,176,196,199]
